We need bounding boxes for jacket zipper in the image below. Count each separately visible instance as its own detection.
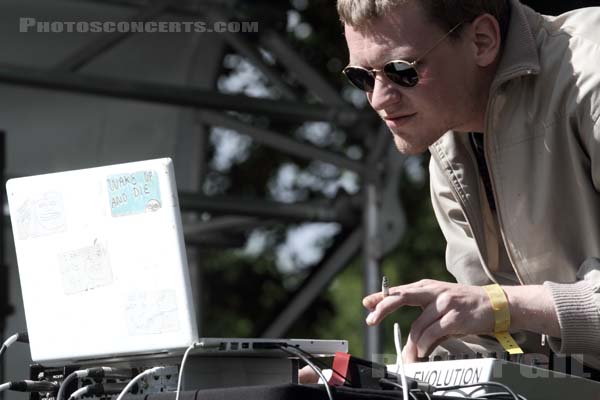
[483,91,545,347]
[433,70,536,286]
[482,72,537,286]
[430,147,499,285]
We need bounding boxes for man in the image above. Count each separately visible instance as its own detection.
[338,0,600,373]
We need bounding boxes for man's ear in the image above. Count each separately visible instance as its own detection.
[468,13,502,67]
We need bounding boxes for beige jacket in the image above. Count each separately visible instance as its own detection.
[428,0,600,368]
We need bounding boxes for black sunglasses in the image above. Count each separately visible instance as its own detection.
[342,22,463,92]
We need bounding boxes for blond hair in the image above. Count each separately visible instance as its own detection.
[337,0,510,40]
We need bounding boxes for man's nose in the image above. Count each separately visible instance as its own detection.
[368,74,402,111]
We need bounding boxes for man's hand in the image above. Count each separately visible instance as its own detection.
[362,279,560,363]
[363,279,494,362]
[298,365,319,383]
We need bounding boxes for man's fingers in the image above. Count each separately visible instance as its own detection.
[362,292,383,310]
[365,294,411,325]
[402,332,419,364]
[373,282,494,359]
[364,288,437,325]
[400,302,445,361]
[363,279,447,310]
[298,365,320,384]
[415,314,458,358]
[406,299,446,347]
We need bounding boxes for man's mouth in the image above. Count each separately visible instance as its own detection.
[382,113,417,126]
[382,112,416,120]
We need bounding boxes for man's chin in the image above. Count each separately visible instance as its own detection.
[392,135,430,155]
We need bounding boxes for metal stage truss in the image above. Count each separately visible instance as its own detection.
[0,0,407,360]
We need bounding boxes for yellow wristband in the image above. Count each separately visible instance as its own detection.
[483,284,523,355]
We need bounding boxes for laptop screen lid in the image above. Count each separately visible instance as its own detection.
[7,158,198,366]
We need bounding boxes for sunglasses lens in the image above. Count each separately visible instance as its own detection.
[384,61,419,87]
[343,67,375,91]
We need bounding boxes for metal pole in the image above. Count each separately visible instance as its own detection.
[0,131,9,400]
[210,11,298,101]
[363,182,382,360]
[55,0,173,72]
[362,125,390,359]
[200,111,366,175]
[179,193,348,223]
[260,30,347,107]
[0,64,361,126]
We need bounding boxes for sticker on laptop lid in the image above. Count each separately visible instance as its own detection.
[59,239,113,295]
[125,290,179,335]
[14,192,67,240]
[107,170,161,217]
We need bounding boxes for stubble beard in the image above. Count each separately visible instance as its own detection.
[389,125,440,155]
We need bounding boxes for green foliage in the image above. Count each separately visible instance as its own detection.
[378,154,452,356]
[198,0,600,360]
[312,154,451,357]
[198,0,450,357]
[201,247,336,337]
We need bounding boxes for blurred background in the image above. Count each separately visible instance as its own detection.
[0,0,596,399]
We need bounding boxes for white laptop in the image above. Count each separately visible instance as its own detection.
[7,158,347,367]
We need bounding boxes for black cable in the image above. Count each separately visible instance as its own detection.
[0,332,29,359]
[276,345,334,400]
[68,382,129,400]
[15,332,28,343]
[382,378,433,400]
[277,343,524,400]
[380,377,527,400]
[435,381,523,400]
[0,380,59,393]
[0,330,30,400]
[289,346,353,386]
[56,367,133,400]
[473,392,528,399]
[376,379,420,400]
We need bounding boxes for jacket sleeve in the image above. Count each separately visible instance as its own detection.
[544,259,600,356]
[590,110,600,190]
[428,156,491,286]
[543,115,600,356]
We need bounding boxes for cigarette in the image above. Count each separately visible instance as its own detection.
[382,275,389,297]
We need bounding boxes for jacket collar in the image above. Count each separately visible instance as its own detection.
[491,0,541,91]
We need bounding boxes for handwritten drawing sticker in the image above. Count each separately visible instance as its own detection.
[107,170,162,217]
[59,239,113,295]
[125,290,179,336]
[15,192,67,240]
